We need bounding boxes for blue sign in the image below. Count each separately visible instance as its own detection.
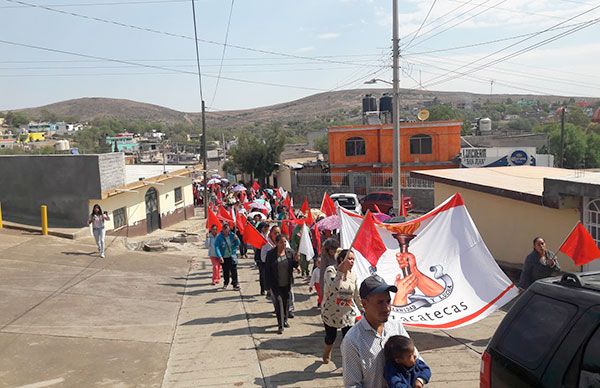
[510,150,528,166]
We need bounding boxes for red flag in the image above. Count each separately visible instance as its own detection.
[320,192,336,217]
[236,213,247,235]
[283,194,292,210]
[300,198,310,215]
[306,208,314,226]
[281,220,290,238]
[373,204,382,213]
[288,207,296,220]
[252,181,260,191]
[218,205,234,227]
[243,223,268,249]
[559,222,600,266]
[351,211,387,267]
[314,221,321,255]
[205,208,222,233]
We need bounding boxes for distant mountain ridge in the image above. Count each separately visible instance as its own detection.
[12,89,600,129]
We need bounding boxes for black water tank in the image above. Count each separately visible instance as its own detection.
[362,94,377,113]
[379,93,392,113]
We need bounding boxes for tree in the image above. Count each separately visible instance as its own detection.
[548,123,587,168]
[228,125,285,182]
[585,132,600,168]
[4,111,29,127]
[314,134,329,155]
[507,117,535,132]
[428,104,460,121]
[566,106,590,128]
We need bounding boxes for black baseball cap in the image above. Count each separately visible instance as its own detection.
[359,275,398,299]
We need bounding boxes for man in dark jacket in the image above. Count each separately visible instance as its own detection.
[265,234,297,334]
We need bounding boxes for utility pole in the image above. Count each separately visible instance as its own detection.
[392,0,402,216]
[560,106,566,168]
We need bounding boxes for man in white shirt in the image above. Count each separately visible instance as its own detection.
[341,275,425,388]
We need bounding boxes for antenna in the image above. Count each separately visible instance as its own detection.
[417,109,430,121]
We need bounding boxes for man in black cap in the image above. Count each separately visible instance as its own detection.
[341,274,422,388]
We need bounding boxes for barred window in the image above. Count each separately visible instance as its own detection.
[410,134,432,154]
[345,137,366,156]
[113,207,127,229]
[174,187,183,203]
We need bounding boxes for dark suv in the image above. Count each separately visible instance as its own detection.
[481,272,600,388]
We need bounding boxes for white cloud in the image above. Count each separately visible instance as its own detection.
[318,32,341,40]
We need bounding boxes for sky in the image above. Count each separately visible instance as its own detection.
[1,0,599,113]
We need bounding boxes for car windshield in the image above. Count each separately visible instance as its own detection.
[335,197,356,207]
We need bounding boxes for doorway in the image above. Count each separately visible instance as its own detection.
[145,187,161,233]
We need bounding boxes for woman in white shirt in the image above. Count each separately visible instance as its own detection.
[88,204,110,258]
[320,249,363,364]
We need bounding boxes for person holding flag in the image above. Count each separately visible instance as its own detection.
[518,236,561,290]
[214,223,241,291]
[205,224,222,286]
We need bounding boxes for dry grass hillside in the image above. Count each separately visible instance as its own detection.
[15,89,598,128]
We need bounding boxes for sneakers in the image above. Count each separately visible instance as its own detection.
[100,253,105,258]
[288,312,294,319]
[233,285,240,291]
[283,321,290,328]
[277,327,283,335]
[222,285,228,290]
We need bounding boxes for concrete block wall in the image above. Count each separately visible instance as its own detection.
[98,153,126,191]
[0,155,104,227]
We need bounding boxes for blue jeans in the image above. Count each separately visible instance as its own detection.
[92,227,105,255]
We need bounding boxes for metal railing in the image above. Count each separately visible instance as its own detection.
[294,172,433,190]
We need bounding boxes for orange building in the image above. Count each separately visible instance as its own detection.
[328,120,462,176]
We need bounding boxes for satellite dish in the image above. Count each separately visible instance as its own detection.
[417,109,430,121]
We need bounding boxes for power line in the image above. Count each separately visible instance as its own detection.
[0,0,186,8]
[210,0,235,106]
[421,6,600,89]
[5,0,369,67]
[0,38,327,92]
[403,0,510,52]
[403,0,438,49]
[399,0,474,43]
[444,0,574,21]
[402,20,591,56]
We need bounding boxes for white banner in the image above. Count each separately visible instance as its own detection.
[340,194,518,329]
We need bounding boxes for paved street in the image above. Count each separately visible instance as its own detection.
[0,215,506,387]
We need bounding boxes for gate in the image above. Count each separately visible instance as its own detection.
[145,187,161,233]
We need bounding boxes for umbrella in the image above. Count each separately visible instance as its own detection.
[316,215,341,231]
[265,188,274,196]
[211,174,221,179]
[247,211,267,220]
[249,201,269,211]
[221,178,229,183]
[373,213,392,222]
[207,178,221,185]
[231,185,246,192]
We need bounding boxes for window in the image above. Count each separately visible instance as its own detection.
[174,187,183,203]
[579,326,600,387]
[345,137,366,156]
[410,134,432,154]
[497,294,577,369]
[112,207,127,229]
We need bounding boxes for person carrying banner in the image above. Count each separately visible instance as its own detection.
[518,236,561,290]
[321,249,363,364]
[214,223,241,291]
[205,224,221,286]
[341,275,422,388]
[265,234,298,334]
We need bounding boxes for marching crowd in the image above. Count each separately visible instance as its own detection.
[202,179,431,388]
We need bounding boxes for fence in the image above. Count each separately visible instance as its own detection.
[292,171,434,211]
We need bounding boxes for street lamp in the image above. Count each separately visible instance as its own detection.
[365,78,392,85]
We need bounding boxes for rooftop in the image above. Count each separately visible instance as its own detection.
[124,164,190,185]
[412,166,590,205]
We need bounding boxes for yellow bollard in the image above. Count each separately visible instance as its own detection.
[41,205,48,235]
[0,202,3,229]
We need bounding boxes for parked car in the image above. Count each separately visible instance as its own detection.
[330,193,361,214]
[480,272,600,388]
[359,191,413,215]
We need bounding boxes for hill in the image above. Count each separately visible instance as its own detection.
[12,89,600,129]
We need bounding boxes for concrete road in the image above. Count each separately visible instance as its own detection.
[0,217,506,387]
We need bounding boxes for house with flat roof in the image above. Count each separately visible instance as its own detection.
[412,166,600,273]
